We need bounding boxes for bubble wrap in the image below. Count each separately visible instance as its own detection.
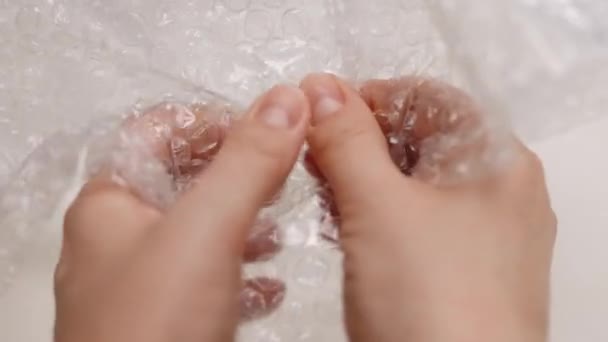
[429,0,608,138]
[0,0,607,341]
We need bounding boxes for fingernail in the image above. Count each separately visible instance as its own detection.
[256,85,304,129]
[303,74,345,124]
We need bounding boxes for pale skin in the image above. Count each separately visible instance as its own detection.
[54,74,557,342]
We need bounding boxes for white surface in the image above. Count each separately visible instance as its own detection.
[536,118,608,342]
[0,117,607,341]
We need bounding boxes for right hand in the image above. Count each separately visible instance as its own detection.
[300,74,557,342]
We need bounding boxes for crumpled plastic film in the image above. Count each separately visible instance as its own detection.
[0,0,606,341]
[428,0,608,140]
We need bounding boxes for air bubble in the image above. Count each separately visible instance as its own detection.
[155,6,176,27]
[281,9,308,38]
[261,0,285,8]
[242,324,282,342]
[53,3,71,25]
[15,6,43,36]
[294,255,330,288]
[223,0,252,12]
[244,10,273,41]
[369,9,399,36]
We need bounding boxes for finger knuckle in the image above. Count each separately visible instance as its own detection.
[526,149,545,173]
[63,199,88,234]
[513,148,546,183]
[63,188,136,240]
[53,258,69,288]
[231,126,291,165]
[63,197,101,243]
[313,118,376,158]
[547,209,558,238]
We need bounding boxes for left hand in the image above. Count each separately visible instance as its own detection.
[54,85,311,342]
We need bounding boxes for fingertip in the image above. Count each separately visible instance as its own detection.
[300,73,380,131]
[247,84,310,132]
[300,73,399,199]
[301,73,372,125]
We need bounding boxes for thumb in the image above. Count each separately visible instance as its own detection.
[301,73,401,205]
[165,84,310,256]
[109,85,310,341]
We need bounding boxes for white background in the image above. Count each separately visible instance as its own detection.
[537,118,608,342]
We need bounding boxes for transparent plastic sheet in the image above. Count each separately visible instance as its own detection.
[428,0,608,139]
[0,0,606,341]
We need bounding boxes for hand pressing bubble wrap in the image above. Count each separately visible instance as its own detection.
[0,0,607,341]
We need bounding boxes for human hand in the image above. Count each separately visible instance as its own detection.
[300,74,557,342]
[54,85,311,342]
